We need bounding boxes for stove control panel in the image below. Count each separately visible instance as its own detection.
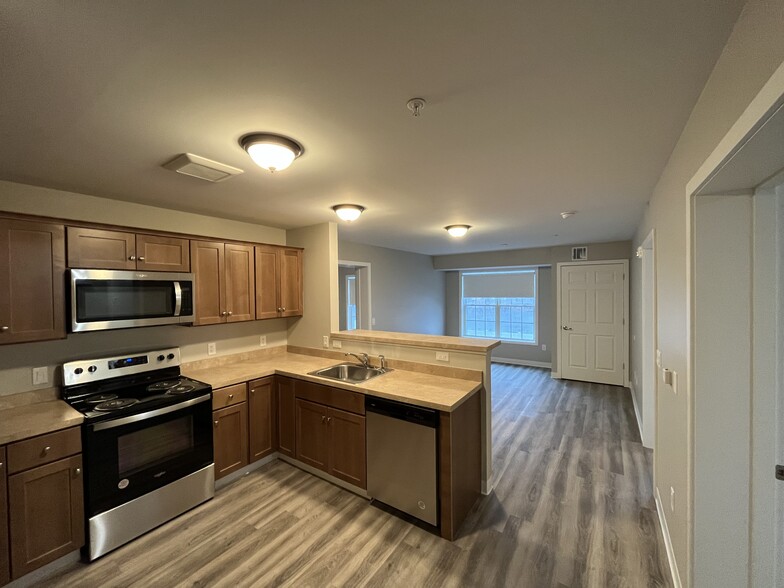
[63,347,181,387]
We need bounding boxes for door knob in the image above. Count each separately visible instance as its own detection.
[562,326,572,331]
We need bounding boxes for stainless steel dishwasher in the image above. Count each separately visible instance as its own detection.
[365,396,438,526]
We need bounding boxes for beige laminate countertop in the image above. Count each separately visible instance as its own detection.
[0,401,83,445]
[182,352,481,412]
[330,329,501,352]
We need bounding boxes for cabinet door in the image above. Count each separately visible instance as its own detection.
[328,407,366,489]
[8,455,84,579]
[190,240,225,325]
[276,377,296,458]
[224,243,255,322]
[0,219,66,345]
[279,248,303,317]
[254,245,280,320]
[249,377,275,463]
[213,403,248,480]
[295,399,329,472]
[136,234,190,272]
[66,227,136,270]
[0,448,9,586]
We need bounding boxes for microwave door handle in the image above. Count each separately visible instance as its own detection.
[173,281,182,316]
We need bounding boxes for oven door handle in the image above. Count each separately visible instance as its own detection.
[173,281,182,317]
[91,394,211,431]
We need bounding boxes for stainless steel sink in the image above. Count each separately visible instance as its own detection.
[309,363,391,384]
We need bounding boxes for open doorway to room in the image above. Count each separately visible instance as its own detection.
[338,260,372,331]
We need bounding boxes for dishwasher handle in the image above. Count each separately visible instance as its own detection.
[365,396,439,428]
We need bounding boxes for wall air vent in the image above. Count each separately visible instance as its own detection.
[162,153,243,183]
[571,246,588,261]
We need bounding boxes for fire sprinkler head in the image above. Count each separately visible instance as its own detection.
[560,211,576,219]
[407,98,426,117]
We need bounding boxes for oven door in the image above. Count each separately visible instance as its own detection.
[83,394,213,517]
[70,269,195,332]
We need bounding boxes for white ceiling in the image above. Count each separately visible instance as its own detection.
[0,1,744,255]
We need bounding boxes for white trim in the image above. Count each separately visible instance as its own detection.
[550,371,561,379]
[338,260,372,330]
[629,382,644,441]
[491,357,551,369]
[655,487,683,588]
[555,259,630,386]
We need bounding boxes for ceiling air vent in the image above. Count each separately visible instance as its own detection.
[162,153,243,183]
[571,246,588,261]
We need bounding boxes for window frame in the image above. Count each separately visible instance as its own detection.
[458,267,539,345]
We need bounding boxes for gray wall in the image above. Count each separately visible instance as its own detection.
[445,268,553,365]
[434,240,631,370]
[339,240,446,335]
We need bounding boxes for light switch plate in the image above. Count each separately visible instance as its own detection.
[259,336,267,347]
[436,351,449,362]
[322,335,329,348]
[32,367,48,386]
[332,340,342,349]
[541,344,547,351]
[207,342,216,356]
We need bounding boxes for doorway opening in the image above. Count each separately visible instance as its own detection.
[338,260,372,331]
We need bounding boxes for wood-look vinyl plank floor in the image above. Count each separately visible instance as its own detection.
[42,365,670,587]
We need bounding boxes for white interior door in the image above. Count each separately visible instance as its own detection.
[559,262,626,386]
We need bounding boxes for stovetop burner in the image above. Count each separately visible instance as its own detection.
[147,380,180,392]
[85,393,119,404]
[167,384,195,395]
[94,398,140,411]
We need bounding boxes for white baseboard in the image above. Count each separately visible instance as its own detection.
[492,357,552,369]
[654,487,682,588]
[629,382,644,443]
[550,371,561,379]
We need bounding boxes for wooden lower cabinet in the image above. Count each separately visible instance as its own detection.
[276,377,296,458]
[248,377,275,462]
[213,402,248,480]
[8,455,84,579]
[294,398,366,489]
[0,448,8,587]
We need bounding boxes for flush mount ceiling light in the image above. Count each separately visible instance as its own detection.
[239,133,304,172]
[445,224,471,237]
[332,204,365,222]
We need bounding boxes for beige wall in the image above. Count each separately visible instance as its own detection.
[0,181,290,397]
[287,223,339,349]
[339,240,446,335]
[434,240,631,370]
[629,1,784,584]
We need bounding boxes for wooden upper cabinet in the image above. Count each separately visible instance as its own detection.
[135,234,190,272]
[67,227,189,272]
[276,377,296,458]
[213,402,248,480]
[191,240,255,325]
[67,227,136,269]
[254,245,303,320]
[224,244,255,322]
[0,219,66,345]
[249,377,275,463]
[0,447,9,587]
[8,455,84,579]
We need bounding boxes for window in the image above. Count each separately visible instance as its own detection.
[346,274,357,330]
[460,269,537,343]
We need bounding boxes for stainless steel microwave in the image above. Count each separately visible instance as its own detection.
[69,269,195,332]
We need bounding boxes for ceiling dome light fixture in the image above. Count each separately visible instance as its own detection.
[445,224,471,237]
[332,204,365,222]
[240,133,304,172]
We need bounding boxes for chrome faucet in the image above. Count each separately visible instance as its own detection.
[345,352,369,367]
[377,355,387,371]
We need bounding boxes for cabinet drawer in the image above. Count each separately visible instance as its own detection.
[7,427,81,475]
[212,383,247,409]
[294,380,365,415]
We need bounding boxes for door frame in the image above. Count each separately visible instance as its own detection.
[338,260,372,330]
[639,230,657,450]
[555,259,630,386]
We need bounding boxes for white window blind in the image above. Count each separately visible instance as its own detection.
[462,270,536,298]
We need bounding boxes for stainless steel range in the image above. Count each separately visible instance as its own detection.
[62,348,214,561]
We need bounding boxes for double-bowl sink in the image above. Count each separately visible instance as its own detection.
[308,362,391,384]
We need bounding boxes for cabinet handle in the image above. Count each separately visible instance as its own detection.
[0,326,8,332]
[138,256,145,261]
[250,389,255,395]
[75,468,81,476]
[0,462,3,469]
[129,255,136,261]
[214,420,219,427]
[281,307,286,312]
[321,415,326,424]
[227,311,233,316]
[42,446,51,456]
[228,394,234,400]
[327,417,332,423]
[221,311,228,316]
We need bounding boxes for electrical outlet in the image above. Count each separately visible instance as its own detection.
[436,351,449,362]
[371,317,376,326]
[541,344,547,351]
[332,340,342,349]
[670,486,675,512]
[32,367,48,386]
[322,335,329,348]
[207,342,216,356]
[259,336,267,347]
